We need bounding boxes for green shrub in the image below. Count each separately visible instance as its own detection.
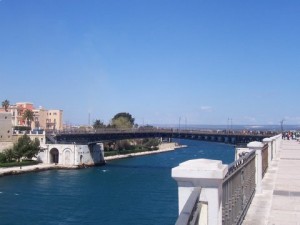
[0,160,39,168]
[0,152,7,163]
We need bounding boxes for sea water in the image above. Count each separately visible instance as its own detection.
[0,139,235,225]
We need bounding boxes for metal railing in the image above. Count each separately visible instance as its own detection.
[222,150,256,225]
[56,127,276,137]
[262,143,268,178]
[175,187,206,225]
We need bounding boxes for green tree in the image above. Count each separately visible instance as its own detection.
[22,109,34,128]
[93,119,106,129]
[24,138,40,159]
[116,140,133,151]
[0,152,7,163]
[4,149,14,162]
[1,99,10,112]
[142,138,161,148]
[13,134,40,161]
[111,112,135,128]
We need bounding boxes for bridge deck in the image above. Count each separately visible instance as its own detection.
[243,139,300,225]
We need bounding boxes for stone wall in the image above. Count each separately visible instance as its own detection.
[0,112,13,142]
[0,142,13,152]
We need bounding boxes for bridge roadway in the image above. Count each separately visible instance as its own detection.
[243,139,300,225]
[50,128,274,145]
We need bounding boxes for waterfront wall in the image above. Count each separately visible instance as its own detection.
[0,142,13,152]
[0,130,47,152]
[172,134,282,225]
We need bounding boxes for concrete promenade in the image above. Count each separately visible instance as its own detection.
[0,163,67,176]
[243,139,300,225]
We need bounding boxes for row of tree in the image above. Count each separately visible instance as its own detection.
[0,135,40,163]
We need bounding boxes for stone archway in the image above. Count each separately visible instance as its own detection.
[80,155,83,164]
[50,148,59,164]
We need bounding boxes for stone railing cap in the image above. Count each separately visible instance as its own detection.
[178,159,223,170]
[247,141,264,148]
[263,138,272,142]
[172,159,228,180]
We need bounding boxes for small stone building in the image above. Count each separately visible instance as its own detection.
[37,143,105,167]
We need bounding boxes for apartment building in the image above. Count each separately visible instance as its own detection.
[0,102,63,131]
[45,109,63,130]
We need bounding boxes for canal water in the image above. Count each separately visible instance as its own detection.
[0,139,235,225]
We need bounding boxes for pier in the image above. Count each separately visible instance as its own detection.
[172,134,300,224]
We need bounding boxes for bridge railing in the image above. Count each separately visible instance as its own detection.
[261,143,269,178]
[172,134,282,225]
[55,127,277,136]
[222,150,256,225]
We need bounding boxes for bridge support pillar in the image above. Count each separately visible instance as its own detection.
[247,141,264,194]
[172,159,228,225]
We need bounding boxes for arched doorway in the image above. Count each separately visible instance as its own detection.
[50,148,59,164]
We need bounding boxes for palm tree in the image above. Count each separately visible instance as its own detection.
[22,109,34,128]
[1,99,10,112]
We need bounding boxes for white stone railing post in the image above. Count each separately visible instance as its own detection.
[172,159,228,225]
[263,138,272,163]
[271,137,277,158]
[276,134,282,149]
[247,141,264,194]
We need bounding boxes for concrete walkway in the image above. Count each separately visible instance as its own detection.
[0,163,76,176]
[243,140,300,225]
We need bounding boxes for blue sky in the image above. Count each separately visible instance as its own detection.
[0,0,299,126]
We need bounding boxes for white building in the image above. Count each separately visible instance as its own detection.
[37,143,105,167]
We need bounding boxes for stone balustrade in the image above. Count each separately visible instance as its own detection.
[172,134,282,225]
